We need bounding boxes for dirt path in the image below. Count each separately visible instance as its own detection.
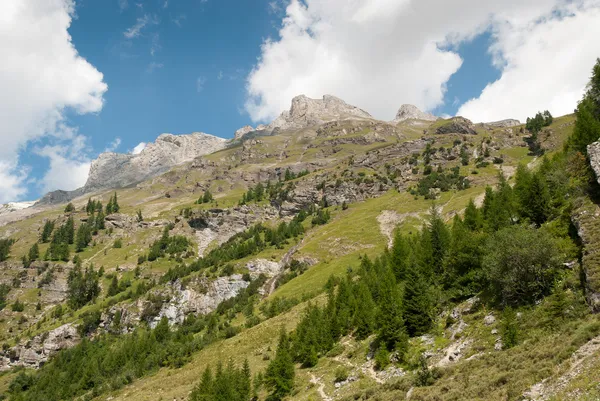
[310,374,332,401]
[523,334,600,400]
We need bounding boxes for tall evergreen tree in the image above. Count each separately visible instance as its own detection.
[463,199,482,231]
[41,220,55,243]
[524,172,551,226]
[427,205,450,275]
[353,281,376,340]
[403,264,434,336]
[390,231,410,281]
[569,58,600,153]
[265,328,295,400]
[377,268,408,353]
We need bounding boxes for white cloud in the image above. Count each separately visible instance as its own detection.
[131,142,147,155]
[245,0,600,123]
[118,0,128,11]
[124,14,158,39]
[147,62,164,73]
[458,2,600,122]
[197,76,207,92]
[105,138,122,152]
[35,143,91,193]
[0,0,107,202]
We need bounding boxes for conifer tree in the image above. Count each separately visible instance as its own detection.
[403,264,434,336]
[390,231,410,281]
[65,216,75,245]
[463,198,482,231]
[524,172,551,226]
[95,209,105,231]
[353,281,376,339]
[377,269,408,353]
[28,243,39,262]
[265,328,295,400]
[427,205,450,274]
[41,220,55,243]
[569,58,600,153]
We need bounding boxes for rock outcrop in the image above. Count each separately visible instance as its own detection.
[266,95,372,131]
[234,125,254,141]
[484,119,521,128]
[435,117,478,135]
[0,324,80,371]
[37,132,227,205]
[393,104,437,123]
[84,133,227,193]
[588,141,600,183]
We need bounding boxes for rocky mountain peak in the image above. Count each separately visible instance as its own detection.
[234,125,254,141]
[393,104,437,123]
[266,94,372,131]
[83,132,226,193]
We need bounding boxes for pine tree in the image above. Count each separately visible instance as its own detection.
[112,192,120,213]
[524,172,551,226]
[76,223,92,252]
[28,243,39,261]
[95,209,105,231]
[86,198,94,214]
[427,205,450,275]
[463,198,482,231]
[265,328,295,400]
[403,264,434,336]
[377,269,408,353]
[569,58,600,153]
[64,202,75,213]
[353,281,376,339]
[41,220,55,243]
[390,231,410,281]
[65,216,75,245]
[202,190,213,204]
[107,275,119,297]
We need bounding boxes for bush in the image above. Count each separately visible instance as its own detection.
[11,300,25,312]
[113,239,123,248]
[334,366,349,383]
[483,225,561,305]
[374,345,390,371]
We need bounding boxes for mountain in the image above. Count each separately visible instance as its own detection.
[1,84,599,401]
[392,104,438,122]
[37,132,226,205]
[265,94,373,131]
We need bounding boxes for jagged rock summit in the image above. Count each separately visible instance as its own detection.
[266,94,373,131]
[38,132,226,205]
[83,132,226,193]
[393,104,437,123]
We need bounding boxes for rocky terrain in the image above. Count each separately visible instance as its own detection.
[0,91,598,401]
[37,132,227,205]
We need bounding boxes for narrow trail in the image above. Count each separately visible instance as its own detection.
[266,239,304,296]
[310,374,333,401]
[86,241,113,264]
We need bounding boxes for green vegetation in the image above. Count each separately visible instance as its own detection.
[0,238,15,262]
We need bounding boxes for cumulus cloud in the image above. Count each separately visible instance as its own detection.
[131,142,147,155]
[105,138,122,152]
[458,2,600,122]
[246,0,600,123]
[0,0,107,202]
[35,143,91,193]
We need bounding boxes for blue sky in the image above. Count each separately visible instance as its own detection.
[2,0,600,202]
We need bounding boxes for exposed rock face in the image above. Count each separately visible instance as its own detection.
[37,132,227,205]
[393,104,437,123]
[85,133,227,192]
[572,197,600,313]
[234,125,255,140]
[436,117,478,135]
[588,141,600,184]
[267,95,372,131]
[0,324,80,371]
[151,275,249,326]
[484,119,521,128]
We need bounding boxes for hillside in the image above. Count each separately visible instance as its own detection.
[0,88,600,401]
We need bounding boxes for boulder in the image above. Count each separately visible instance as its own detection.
[435,117,478,135]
